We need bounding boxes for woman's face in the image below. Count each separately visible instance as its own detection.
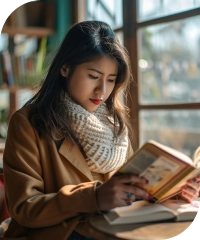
[61,56,118,112]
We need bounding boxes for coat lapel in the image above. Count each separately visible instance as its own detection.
[58,138,93,181]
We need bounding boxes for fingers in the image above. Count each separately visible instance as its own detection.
[187,179,200,192]
[96,174,150,211]
[181,190,199,203]
[181,178,200,202]
[118,174,148,185]
[194,175,200,183]
[124,185,150,201]
[124,192,136,205]
[115,174,150,201]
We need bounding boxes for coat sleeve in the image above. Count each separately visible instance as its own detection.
[3,111,101,228]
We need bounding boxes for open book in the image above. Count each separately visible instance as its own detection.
[104,199,200,225]
[118,140,200,203]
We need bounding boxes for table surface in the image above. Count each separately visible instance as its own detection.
[89,215,191,240]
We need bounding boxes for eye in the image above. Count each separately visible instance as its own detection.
[108,79,116,83]
[89,74,98,79]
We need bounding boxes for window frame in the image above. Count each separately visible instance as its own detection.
[123,1,200,150]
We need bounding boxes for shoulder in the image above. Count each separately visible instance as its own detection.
[13,104,33,118]
[9,104,34,126]
[8,104,36,137]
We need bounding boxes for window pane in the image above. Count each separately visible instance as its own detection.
[115,31,124,45]
[139,110,200,158]
[138,15,200,104]
[137,0,200,22]
[86,0,123,29]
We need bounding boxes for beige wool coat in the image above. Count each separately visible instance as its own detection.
[2,105,133,240]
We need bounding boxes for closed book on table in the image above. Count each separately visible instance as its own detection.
[104,199,200,225]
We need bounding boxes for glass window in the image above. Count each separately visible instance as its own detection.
[138,15,200,104]
[115,31,124,45]
[137,0,200,22]
[139,110,200,158]
[85,0,123,29]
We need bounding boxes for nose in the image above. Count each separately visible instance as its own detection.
[95,79,106,96]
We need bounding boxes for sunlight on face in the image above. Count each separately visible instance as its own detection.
[62,56,118,112]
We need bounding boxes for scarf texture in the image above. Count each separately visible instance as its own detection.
[64,94,129,174]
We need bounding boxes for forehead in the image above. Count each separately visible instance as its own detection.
[78,56,118,73]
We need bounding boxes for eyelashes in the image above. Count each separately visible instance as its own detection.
[89,74,115,83]
[89,74,98,79]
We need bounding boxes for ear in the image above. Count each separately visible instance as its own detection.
[60,65,69,77]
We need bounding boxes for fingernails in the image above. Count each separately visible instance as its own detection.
[181,186,186,190]
[143,179,149,184]
[146,193,152,200]
[126,200,132,205]
[148,193,152,199]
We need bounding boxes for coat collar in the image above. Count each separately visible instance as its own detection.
[58,138,93,181]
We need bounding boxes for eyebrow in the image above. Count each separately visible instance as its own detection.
[88,68,117,76]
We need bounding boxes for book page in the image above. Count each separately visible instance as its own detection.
[104,199,199,225]
[104,200,176,224]
[110,200,174,217]
[161,199,200,215]
[139,155,181,194]
[120,147,188,196]
[149,140,194,166]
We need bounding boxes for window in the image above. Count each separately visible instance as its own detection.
[127,0,200,157]
[86,0,123,29]
[75,0,200,157]
[74,0,124,43]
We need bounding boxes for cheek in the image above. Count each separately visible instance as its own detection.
[67,81,89,101]
[107,84,115,97]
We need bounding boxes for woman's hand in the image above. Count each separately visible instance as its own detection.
[96,174,149,212]
[180,175,200,202]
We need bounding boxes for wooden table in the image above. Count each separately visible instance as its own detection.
[89,215,191,240]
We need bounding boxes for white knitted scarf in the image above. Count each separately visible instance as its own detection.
[64,94,129,174]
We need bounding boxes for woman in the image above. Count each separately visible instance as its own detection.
[2,21,200,240]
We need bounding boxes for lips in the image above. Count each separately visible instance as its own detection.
[89,99,102,105]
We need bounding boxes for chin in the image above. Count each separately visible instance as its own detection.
[80,102,100,113]
[87,106,99,113]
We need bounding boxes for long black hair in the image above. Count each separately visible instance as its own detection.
[25,21,133,142]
